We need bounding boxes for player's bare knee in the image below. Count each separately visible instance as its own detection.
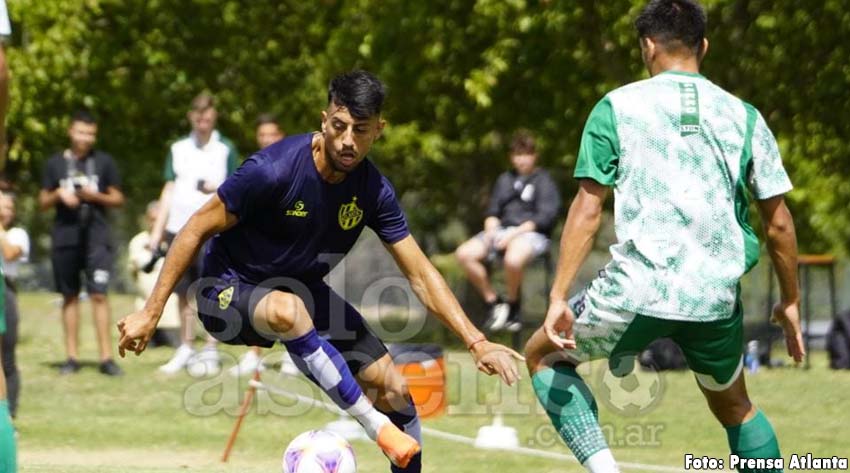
[713,398,754,426]
[524,329,549,373]
[263,293,308,335]
[90,293,108,304]
[525,329,573,374]
[703,382,754,426]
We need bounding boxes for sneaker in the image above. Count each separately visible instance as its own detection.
[159,344,195,374]
[99,359,124,376]
[376,422,421,468]
[279,351,300,376]
[187,348,221,377]
[484,300,510,332]
[503,300,523,333]
[58,358,81,375]
[228,350,264,377]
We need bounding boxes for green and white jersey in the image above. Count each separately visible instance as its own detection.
[575,71,792,321]
[163,130,239,233]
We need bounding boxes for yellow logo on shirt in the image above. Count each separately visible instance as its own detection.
[286,200,309,218]
[338,196,363,230]
[218,286,234,310]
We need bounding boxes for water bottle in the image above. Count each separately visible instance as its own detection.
[745,340,760,374]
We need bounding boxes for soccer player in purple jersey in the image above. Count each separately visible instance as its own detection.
[118,70,523,471]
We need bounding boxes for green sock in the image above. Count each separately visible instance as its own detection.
[0,399,16,473]
[725,410,782,473]
[531,363,609,464]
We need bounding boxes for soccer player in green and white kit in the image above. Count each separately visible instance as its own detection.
[524,1,803,472]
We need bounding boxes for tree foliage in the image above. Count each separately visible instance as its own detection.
[4,0,849,255]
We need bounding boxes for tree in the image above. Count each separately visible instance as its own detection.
[5,0,849,262]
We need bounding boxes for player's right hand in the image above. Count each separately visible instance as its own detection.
[543,299,577,350]
[117,309,159,358]
[469,340,525,386]
[771,302,805,364]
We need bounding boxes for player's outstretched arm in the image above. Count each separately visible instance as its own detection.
[117,194,237,357]
[756,194,804,363]
[385,235,524,385]
[542,179,607,349]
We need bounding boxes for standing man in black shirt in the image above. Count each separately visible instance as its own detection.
[456,130,561,332]
[39,110,125,376]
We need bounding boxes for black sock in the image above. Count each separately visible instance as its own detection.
[380,402,422,473]
[508,300,521,318]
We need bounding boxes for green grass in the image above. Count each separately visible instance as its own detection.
[11,292,850,472]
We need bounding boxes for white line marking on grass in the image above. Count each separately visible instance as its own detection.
[250,380,683,472]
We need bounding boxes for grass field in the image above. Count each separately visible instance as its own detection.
[11,292,850,472]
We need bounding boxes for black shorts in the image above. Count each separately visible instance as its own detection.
[51,244,113,296]
[164,232,208,297]
[195,276,388,375]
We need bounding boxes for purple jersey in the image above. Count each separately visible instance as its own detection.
[205,133,409,284]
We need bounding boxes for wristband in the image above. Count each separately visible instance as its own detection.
[467,336,487,352]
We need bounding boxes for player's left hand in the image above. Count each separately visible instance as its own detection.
[470,340,525,386]
[543,299,577,350]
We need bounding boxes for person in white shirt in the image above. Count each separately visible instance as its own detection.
[149,93,239,375]
[0,191,29,420]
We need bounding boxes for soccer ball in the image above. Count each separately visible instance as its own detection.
[282,430,357,473]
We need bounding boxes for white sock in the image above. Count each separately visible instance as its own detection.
[583,448,620,473]
[346,395,391,441]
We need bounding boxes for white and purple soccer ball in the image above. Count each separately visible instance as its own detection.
[282,430,357,473]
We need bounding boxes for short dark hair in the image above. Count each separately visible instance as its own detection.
[635,0,706,54]
[327,70,386,119]
[255,113,280,128]
[70,109,97,125]
[510,129,536,156]
[190,92,216,113]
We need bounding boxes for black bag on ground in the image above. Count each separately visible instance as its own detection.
[639,337,688,371]
[827,310,850,370]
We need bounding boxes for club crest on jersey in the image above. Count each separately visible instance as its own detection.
[338,196,363,230]
[286,200,309,218]
[218,286,234,310]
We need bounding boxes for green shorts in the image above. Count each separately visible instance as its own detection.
[566,290,744,390]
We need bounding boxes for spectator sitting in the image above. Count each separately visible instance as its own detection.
[455,130,561,332]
